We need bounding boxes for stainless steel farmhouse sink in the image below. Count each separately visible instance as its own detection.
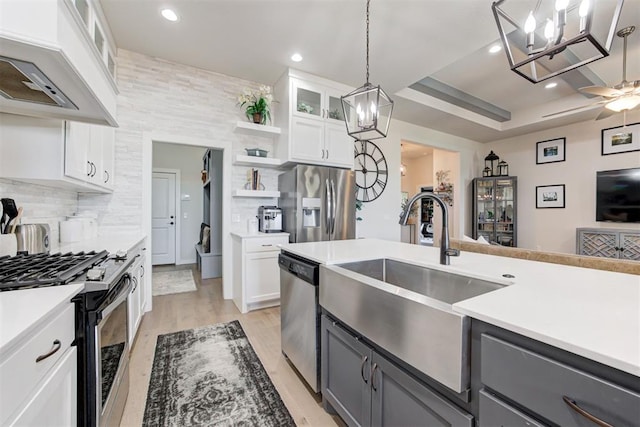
[320,258,506,393]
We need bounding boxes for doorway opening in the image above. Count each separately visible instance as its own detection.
[150,141,223,298]
[400,141,460,246]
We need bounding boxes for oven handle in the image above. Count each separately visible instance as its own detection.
[98,275,132,322]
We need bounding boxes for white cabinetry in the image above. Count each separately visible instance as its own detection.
[1,303,77,426]
[274,69,354,169]
[232,233,289,313]
[0,0,118,125]
[127,243,147,348]
[0,113,115,193]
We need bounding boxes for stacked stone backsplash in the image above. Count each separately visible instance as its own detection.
[77,49,286,238]
[0,178,78,249]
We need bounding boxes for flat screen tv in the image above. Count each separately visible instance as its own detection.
[596,167,640,223]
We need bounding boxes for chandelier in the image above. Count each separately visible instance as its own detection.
[341,0,394,140]
[491,0,624,83]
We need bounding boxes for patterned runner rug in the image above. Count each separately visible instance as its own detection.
[152,269,197,296]
[142,320,296,426]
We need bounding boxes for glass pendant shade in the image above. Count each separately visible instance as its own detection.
[491,0,624,83]
[342,83,394,140]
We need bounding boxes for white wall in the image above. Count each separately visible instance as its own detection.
[402,153,434,195]
[484,110,640,254]
[152,142,207,264]
[0,178,78,249]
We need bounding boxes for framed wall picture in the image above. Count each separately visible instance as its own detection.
[536,137,566,164]
[536,184,565,208]
[601,122,640,156]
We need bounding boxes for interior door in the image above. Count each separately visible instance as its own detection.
[152,172,176,265]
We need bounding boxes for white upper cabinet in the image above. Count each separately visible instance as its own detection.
[0,113,115,193]
[274,69,354,169]
[0,0,118,126]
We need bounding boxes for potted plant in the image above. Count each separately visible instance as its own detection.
[400,198,419,224]
[237,85,274,125]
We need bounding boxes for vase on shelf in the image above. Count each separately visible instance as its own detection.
[252,113,263,124]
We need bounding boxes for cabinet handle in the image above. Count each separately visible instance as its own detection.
[614,246,620,251]
[619,247,625,252]
[360,355,369,384]
[370,362,378,391]
[131,276,138,292]
[87,161,92,176]
[140,265,145,277]
[261,244,273,247]
[91,162,97,177]
[562,396,613,427]
[104,170,109,183]
[36,339,62,363]
[326,149,329,159]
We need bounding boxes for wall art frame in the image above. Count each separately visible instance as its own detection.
[536,184,565,209]
[601,122,640,156]
[536,137,566,164]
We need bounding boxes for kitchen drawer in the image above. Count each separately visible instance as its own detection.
[479,389,546,427]
[0,304,75,423]
[481,334,640,427]
[245,236,289,253]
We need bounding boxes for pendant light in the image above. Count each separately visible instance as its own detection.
[491,0,623,83]
[341,0,393,140]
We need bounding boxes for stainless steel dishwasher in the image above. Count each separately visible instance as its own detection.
[279,252,320,392]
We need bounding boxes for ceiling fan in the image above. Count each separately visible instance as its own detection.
[544,25,640,120]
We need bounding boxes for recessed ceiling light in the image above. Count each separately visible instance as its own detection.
[291,53,303,62]
[161,8,178,22]
[545,82,558,89]
[489,45,502,54]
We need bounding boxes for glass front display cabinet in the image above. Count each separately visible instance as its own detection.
[472,177,517,247]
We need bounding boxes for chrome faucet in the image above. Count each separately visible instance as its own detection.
[399,192,460,265]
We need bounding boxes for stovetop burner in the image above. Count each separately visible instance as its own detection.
[0,250,109,292]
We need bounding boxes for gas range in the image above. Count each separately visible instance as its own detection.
[0,248,138,426]
[0,250,136,293]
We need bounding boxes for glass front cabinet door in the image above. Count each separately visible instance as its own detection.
[473,177,517,247]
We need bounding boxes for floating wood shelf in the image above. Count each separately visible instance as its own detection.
[233,155,284,168]
[234,121,281,136]
[232,189,280,198]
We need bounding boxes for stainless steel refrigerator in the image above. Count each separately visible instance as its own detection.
[278,165,355,243]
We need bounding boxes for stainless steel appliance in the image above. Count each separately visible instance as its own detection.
[257,206,282,233]
[278,165,355,243]
[14,223,50,254]
[278,252,320,392]
[0,250,137,427]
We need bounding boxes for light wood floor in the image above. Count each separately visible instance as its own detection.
[120,264,339,426]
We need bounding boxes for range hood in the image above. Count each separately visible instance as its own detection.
[0,56,77,110]
[0,0,118,126]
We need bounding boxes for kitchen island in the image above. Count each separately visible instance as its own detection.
[281,238,639,426]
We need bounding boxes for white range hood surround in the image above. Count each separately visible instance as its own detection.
[0,0,118,126]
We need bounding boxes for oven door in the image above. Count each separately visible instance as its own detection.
[95,275,131,427]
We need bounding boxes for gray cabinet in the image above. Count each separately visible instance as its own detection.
[480,334,640,427]
[478,390,545,427]
[472,177,517,246]
[576,228,640,260]
[321,315,473,427]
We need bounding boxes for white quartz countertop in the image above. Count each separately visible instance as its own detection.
[55,233,146,255]
[231,231,289,239]
[281,239,640,377]
[0,284,84,357]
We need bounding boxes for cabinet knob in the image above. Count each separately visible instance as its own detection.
[169,222,174,225]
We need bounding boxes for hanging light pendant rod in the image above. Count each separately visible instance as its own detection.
[365,0,370,85]
[340,0,394,140]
